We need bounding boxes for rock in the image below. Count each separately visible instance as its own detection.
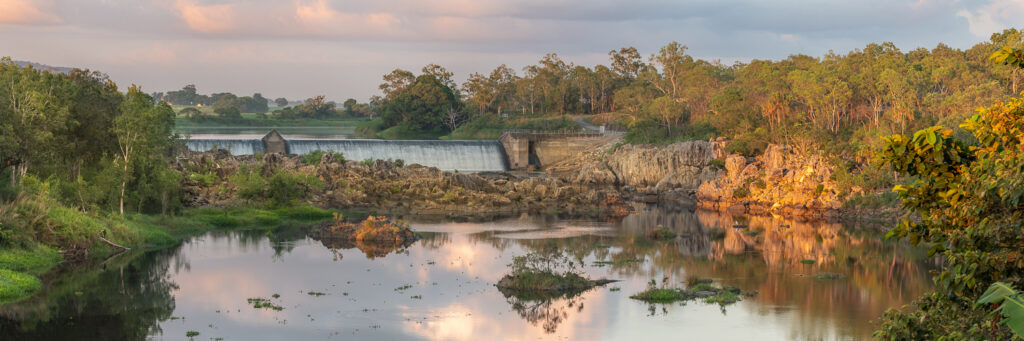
[725,155,746,180]
[603,141,716,187]
[694,291,716,298]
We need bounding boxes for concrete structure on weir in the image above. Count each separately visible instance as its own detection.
[498,130,607,170]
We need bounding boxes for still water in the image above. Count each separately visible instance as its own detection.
[176,126,356,139]
[0,207,933,340]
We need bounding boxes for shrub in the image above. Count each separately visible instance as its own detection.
[361,159,375,167]
[265,171,323,208]
[300,150,346,166]
[732,187,749,199]
[708,159,726,170]
[188,172,218,187]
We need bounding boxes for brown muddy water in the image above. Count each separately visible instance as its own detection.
[0,206,934,340]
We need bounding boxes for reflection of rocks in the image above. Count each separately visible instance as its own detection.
[619,206,712,257]
[311,237,415,259]
[697,210,848,267]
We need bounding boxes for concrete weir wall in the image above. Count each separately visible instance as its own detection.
[498,131,607,170]
[186,130,604,172]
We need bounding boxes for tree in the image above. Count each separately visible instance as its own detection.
[112,85,174,215]
[380,69,415,98]
[0,58,72,188]
[422,64,457,91]
[178,107,201,119]
[274,97,288,107]
[874,50,1024,339]
[644,96,687,132]
[214,106,241,119]
[343,98,357,114]
[609,47,645,80]
[379,74,460,133]
[305,95,336,118]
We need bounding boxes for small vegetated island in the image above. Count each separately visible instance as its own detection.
[496,251,617,295]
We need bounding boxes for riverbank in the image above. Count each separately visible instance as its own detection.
[0,198,344,304]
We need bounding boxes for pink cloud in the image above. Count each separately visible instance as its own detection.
[174,0,235,33]
[0,0,61,24]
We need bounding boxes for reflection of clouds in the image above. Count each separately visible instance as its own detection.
[494,223,614,239]
[402,304,477,340]
[144,209,931,341]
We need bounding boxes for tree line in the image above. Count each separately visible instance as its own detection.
[372,28,1022,157]
[0,57,179,215]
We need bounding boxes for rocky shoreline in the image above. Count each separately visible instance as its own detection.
[177,138,889,222]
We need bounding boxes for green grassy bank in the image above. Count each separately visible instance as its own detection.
[0,196,342,305]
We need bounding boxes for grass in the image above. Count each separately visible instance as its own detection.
[630,279,749,306]
[0,244,60,274]
[629,288,693,303]
[592,258,644,267]
[646,226,677,240]
[247,297,284,311]
[173,109,368,128]
[496,270,594,291]
[704,290,742,305]
[0,269,42,304]
[442,115,582,140]
[1,193,342,304]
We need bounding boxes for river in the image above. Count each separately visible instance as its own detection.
[0,206,933,340]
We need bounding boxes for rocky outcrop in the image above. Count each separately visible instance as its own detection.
[696,144,843,217]
[553,140,722,192]
[605,141,720,190]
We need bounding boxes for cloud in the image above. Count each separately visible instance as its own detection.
[292,0,402,37]
[173,0,235,33]
[956,0,1024,38]
[0,0,61,24]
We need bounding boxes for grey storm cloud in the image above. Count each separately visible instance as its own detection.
[0,0,1019,101]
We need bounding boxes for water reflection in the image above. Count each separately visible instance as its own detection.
[0,207,933,340]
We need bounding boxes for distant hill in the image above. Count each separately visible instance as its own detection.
[12,60,74,74]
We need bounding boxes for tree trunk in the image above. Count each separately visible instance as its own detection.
[119,179,126,215]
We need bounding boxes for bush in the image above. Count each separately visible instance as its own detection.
[300,150,346,166]
[732,187,749,199]
[188,172,218,187]
[214,107,241,119]
[265,171,323,208]
[229,166,266,202]
[709,159,726,170]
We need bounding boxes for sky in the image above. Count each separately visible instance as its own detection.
[0,0,1021,102]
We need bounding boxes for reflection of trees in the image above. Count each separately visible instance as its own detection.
[498,288,589,334]
[0,245,183,340]
[476,207,933,339]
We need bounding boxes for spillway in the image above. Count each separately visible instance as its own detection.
[185,139,265,155]
[184,137,509,172]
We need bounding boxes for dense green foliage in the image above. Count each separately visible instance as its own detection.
[874,52,1024,338]
[0,58,186,303]
[374,67,462,138]
[0,58,180,215]
[157,84,268,113]
[976,282,1024,338]
[299,150,346,165]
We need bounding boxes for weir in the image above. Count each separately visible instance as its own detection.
[185,130,509,172]
[185,130,609,173]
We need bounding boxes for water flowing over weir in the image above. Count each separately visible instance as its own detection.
[287,139,509,172]
[185,139,265,155]
[185,136,509,172]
